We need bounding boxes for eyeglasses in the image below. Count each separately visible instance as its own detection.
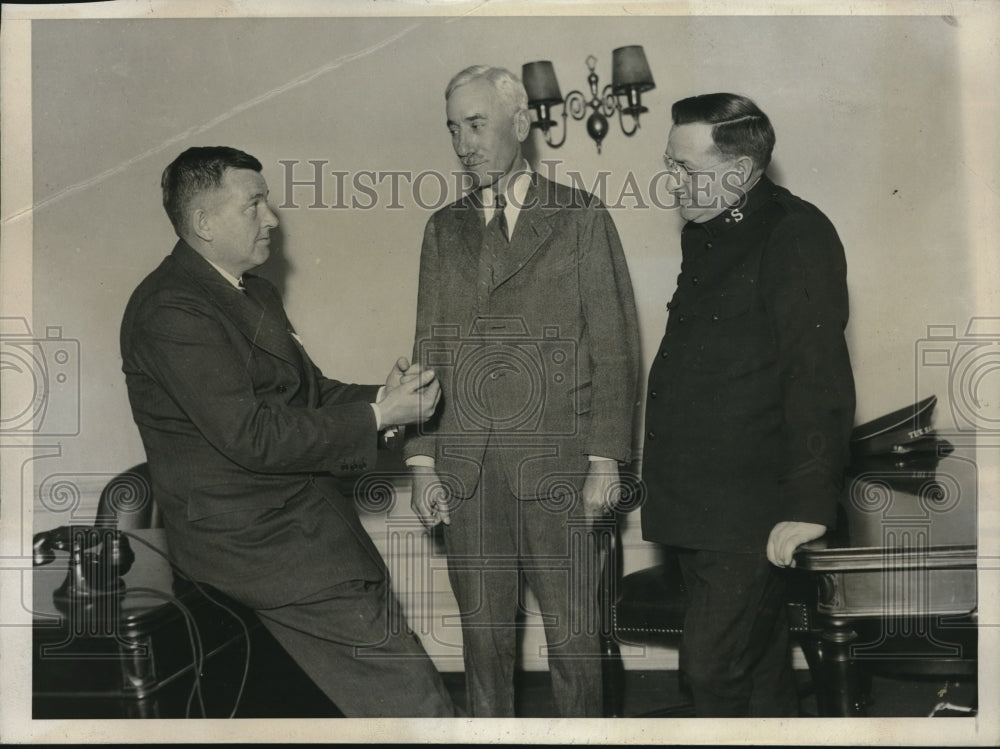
[662,154,734,180]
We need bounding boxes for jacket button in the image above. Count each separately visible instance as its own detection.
[692,276,700,285]
[277,385,287,393]
[706,242,713,249]
[711,313,719,322]
[660,350,669,359]
[678,314,686,323]
[649,390,657,399]
[647,431,656,440]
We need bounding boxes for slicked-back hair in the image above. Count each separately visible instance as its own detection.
[672,93,775,171]
[161,146,263,236]
[445,65,528,118]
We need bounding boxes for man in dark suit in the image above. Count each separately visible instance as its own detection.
[641,94,856,716]
[120,146,456,717]
[404,66,640,717]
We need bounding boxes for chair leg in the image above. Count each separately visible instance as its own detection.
[601,635,625,717]
[792,634,823,715]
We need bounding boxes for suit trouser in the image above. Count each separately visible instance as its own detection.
[254,578,456,717]
[442,448,603,717]
[675,547,799,717]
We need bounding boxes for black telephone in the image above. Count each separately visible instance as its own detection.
[33,525,135,603]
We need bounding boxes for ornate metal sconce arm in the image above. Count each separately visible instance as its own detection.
[565,89,588,121]
[604,82,641,137]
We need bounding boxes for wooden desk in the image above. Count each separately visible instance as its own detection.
[793,452,978,716]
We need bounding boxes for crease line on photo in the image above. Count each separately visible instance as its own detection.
[2,22,422,227]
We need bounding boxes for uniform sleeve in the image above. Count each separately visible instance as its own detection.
[760,208,856,528]
[577,200,641,462]
[129,289,379,475]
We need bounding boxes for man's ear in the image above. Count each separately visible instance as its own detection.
[733,155,756,185]
[191,207,213,243]
[514,108,531,143]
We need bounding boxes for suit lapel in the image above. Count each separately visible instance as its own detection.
[171,241,304,369]
[493,175,559,289]
[240,275,307,368]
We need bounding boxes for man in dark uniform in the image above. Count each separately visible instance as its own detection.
[641,93,856,716]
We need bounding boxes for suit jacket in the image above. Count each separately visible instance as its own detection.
[404,174,640,500]
[120,240,386,609]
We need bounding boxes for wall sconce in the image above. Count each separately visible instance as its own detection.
[523,46,655,154]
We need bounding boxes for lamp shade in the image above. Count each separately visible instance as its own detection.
[522,61,564,105]
[611,45,655,94]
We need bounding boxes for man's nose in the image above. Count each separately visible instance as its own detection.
[262,203,279,229]
[665,173,686,195]
[455,131,474,158]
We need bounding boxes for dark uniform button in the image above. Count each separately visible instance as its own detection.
[660,350,669,359]
[678,314,686,323]
[711,313,719,322]
[706,242,713,249]
[649,390,657,399]
[692,276,700,285]
[647,431,656,440]
[277,385,288,393]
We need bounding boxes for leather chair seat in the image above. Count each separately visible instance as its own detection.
[612,557,688,645]
[612,553,818,647]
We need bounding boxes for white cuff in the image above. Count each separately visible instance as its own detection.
[405,455,436,468]
[370,402,384,431]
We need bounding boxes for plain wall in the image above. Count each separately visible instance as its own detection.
[21,14,990,669]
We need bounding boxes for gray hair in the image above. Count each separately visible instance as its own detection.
[445,65,528,117]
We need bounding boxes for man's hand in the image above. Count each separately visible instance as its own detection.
[384,356,410,391]
[378,362,440,426]
[766,521,826,567]
[410,466,451,529]
[581,460,620,520]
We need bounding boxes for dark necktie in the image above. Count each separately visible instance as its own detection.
[490,192,509,243]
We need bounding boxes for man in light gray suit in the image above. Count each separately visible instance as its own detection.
[404,65,640,717]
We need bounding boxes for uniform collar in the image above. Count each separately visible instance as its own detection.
[687,174,778,238]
